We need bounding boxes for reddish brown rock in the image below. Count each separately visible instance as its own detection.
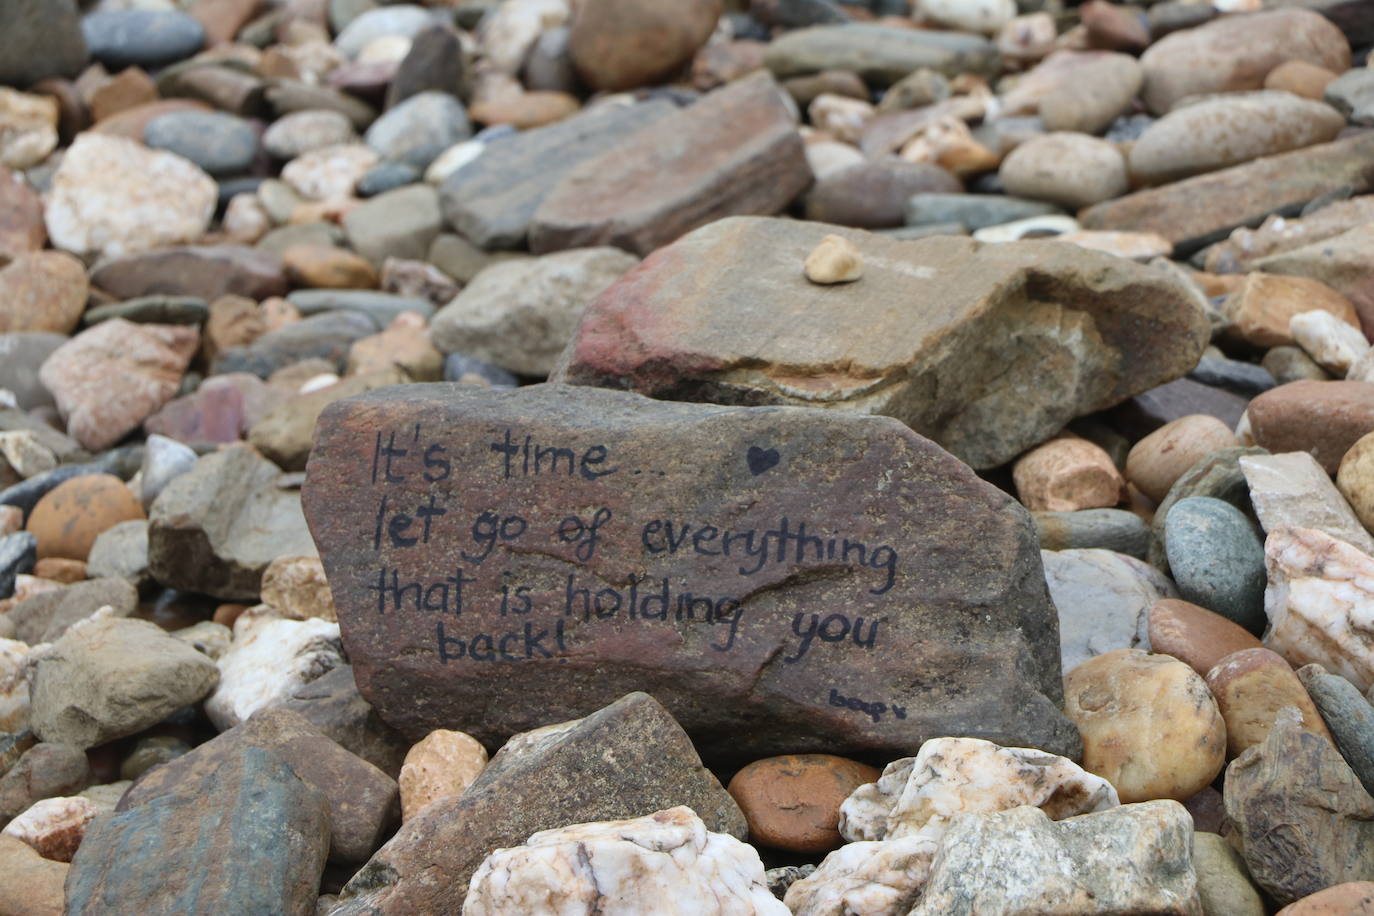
[1206,647,1333,758]
[39,319,199,451]
[0,251,88,334]
[143,372,283,444]
[87,67,158,123]
[1257,224,1374,337]
[1080,0,1150,52]
[727,754,879,853]
[26,474,145,562]
[1139,9,1350,114]
[203,294,267,362]
[568,0,722,92]
[1148,598,1263,678]
[553,216,1209,470]
[188,0,262,45]
[1221,272,1360,349]
[1278,882,1374,915]
[303,384,1080,761]
[1248,380,1374,474]
[1125,414,1238,504]
[1079,132,1374,255]
[89,246,288,303]
[32,557,85,583]
[528,72,811,256]
[0,167,45,264]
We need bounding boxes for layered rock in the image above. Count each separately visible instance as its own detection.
[553,217,1208,469]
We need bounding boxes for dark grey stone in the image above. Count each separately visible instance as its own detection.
[1188,352,1276,398]
[211,310,377,377]
[905,193,1063,231]
[144,111,259,177]
[83,296,209,327]
[439,99,676,250]
[442,353,518,387]
[82,10,206,69]
[279,666,411,779]
[1298,664,1374,798]
[1164,496,1267,634]
[357,162,421,197]
[0,532,36,601]
[0,0,87,87]
[387,24,466,109]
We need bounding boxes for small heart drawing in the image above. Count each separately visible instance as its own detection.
[747,446,780,476]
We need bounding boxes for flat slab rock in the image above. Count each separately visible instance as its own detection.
[552,216,1210,470]
[303,383,1079,762]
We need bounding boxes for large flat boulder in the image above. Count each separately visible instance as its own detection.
[552,216,1209,469]
[302,383,1079,762]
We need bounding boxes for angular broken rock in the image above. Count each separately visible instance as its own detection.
[464,807,787,915]
[527,73,812,257]
[838,736,1118,844]
[203,609,344,731]
[1079,133,1374,256]
[331,692,746,916]
[1224,709,1374,907]
[1239,451,1374,554]
[551,217,1209,470]
[148,444,317,601]
[908,801,1202,916]
[303,383,1079,761]
[66,746,329,916]
[1263,526,1374,692]
[439,99,675,250]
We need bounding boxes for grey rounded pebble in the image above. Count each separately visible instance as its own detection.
[443,353,518,387]
[1149,445,1266,571]
[1188,352,1275,398]
[82,10,205,69]
[364,91,471,168]
[1164,496,1267,634]
[1297,664,1374,798]
[1034,509,1152,559]
[84,297,209,327]
[357,162,421,197]
[144,111,258,177]
[141,435,199,511]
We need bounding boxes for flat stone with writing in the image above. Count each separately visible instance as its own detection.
[303,384,1079,761]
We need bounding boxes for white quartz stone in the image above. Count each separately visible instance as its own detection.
[784,836,939,916]
[839,736,1119,844]
[1042,548,1178,673]
[0,637,30,733]
[203,608,344,730]
[463,806,788,915]
[1263,525,1374,692]
[918,0,1017,34]
[478,0,570,75]
[1240,452,1374,554]
[1290,308,1370,376]
[2,795,97,861]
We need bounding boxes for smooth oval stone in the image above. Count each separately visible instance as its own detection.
[143,111,258,177]
[82,10,206,69]
[83,296,209,327]
[364,91,471,168]
[442,353,518,387]
[905,193,1061,232]
[1188,351,1276,398]
[1164,496,1266,634]
[1297,665,1374,799]
[1033,508,1150,559]
[1147,598,1263,678]
[286,290,434,325]
[356,162,421,197]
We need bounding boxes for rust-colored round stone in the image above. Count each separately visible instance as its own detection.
[1147,598,1264,677]
[727,753,879,853]
[31,557,86,584]
[26,474,144,561]
[1277,881,1374,915]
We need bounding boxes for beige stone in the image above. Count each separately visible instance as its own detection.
[1206,647,1333,757]
[1278,882,1374,914]
[280,143,378,202]
[1263,526,1374,692]
[1055,230,1173,262]
[0,88,58,170]
[804,234,863,285]
[1241,451,1374,553]
[259,556,337,622]
[1064,648,1226,803]
[1013,435,1123,512]
[0,637,29,733]
[1223,273,1361,349]
[346,312,443,381]
[896,116,1000,178]
[398,729,488,822]
[1338,431,1374,535]
[1126,415,1239,504]
[1291,309,1371,376]
[808,94,873,146]
[1000,132,1128,209]
[0,834,66,916]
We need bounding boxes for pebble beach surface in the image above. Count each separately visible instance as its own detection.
[2,0,1374,914]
